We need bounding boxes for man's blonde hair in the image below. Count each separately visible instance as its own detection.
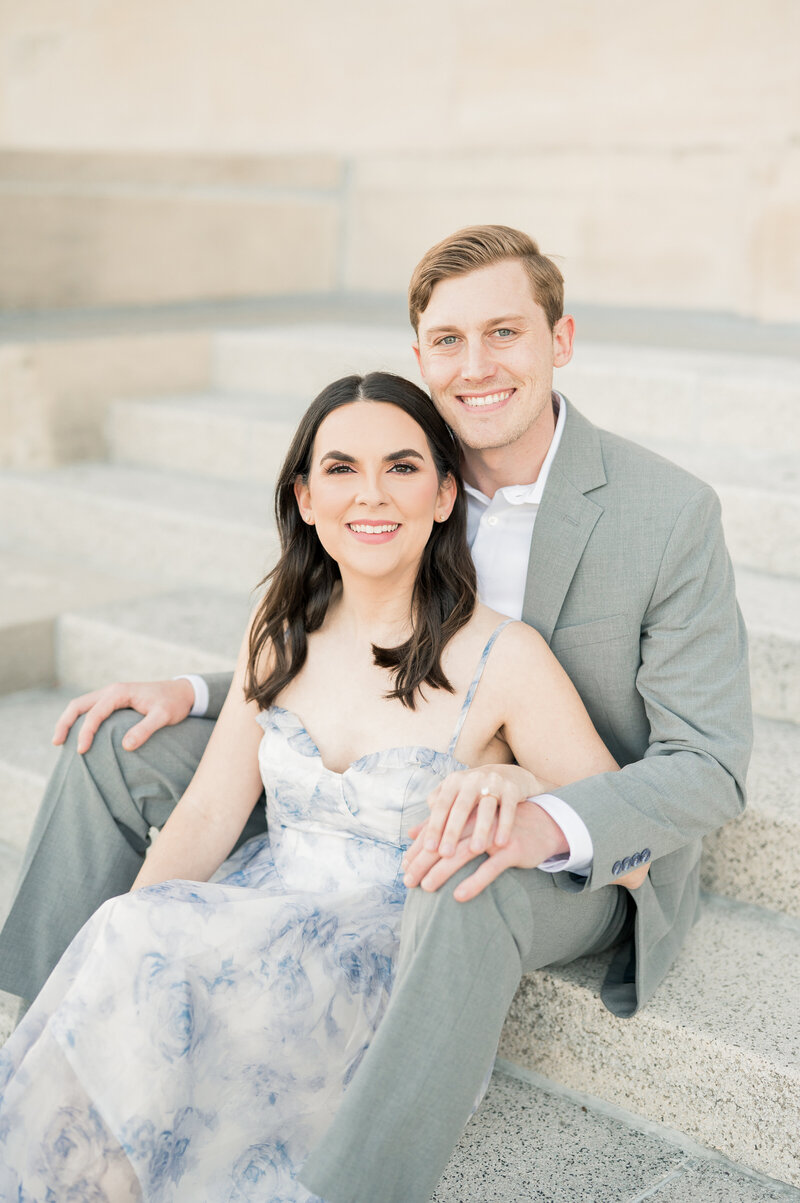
[408,224,564,332]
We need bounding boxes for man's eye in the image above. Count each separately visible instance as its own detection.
[495,328,515,337]
[437,335,458,346]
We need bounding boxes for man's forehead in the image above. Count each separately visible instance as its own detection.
[418,259,542,332]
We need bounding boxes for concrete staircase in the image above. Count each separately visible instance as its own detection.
[0,317,798,1199]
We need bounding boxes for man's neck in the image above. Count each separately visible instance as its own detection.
[460,396,558,499]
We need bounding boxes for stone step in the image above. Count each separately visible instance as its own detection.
[500,895,800,1186]
[438,1062,800,1202]
[55,590,252,694]
[107,391,800,577]
[0,541,160,696]
[0,592,794,919]
[736,569,800,726]
[0,463,276,595]
[211,325,800,455]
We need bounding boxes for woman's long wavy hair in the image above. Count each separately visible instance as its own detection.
[245,372,477,711]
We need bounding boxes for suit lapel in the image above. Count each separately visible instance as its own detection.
[521,399,607,643]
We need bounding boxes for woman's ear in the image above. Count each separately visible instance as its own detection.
[434,473,458,523]
[293,475,314,524]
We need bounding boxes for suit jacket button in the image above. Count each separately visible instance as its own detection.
[630,852,641,868]
[641,849,651,863]
[612,861,622,876]
[620,858,631,873]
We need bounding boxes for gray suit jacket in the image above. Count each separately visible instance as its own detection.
[203,398,753,1019]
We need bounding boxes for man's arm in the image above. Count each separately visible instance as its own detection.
[407,486,752,898]
[553,485,752,889]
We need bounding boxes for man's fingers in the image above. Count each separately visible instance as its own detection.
[419,839,482,893]
[121,708,168,751]
[75,694,127,755]
[52,693,99,746]
[452,847,514,902]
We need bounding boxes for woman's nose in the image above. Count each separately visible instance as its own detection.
[355,474,389,505]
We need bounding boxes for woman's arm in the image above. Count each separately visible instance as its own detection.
[130,627,265,891]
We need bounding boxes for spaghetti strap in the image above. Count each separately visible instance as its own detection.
[446,619,515,758]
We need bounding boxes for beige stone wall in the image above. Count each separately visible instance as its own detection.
[1,1,797,318]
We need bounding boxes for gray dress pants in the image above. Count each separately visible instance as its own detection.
[300,859,630,1203]
[0,710,266,1003]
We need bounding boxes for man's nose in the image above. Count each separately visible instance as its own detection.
[460,339,495,382]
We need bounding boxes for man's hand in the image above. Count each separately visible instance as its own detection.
[53,679,197,755]
[402,799,568,903]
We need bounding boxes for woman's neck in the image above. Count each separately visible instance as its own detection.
[329,569,415,646]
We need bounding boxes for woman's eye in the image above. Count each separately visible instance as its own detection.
[326,464,354,474]
[389,462,418,474]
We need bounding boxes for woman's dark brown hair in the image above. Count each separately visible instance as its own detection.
[245,372,476,710]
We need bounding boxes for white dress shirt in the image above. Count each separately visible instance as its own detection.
[181,392,593,874]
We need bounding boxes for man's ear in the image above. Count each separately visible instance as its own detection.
[293,475,314,524]
[552,315,575,368]
[412,342,424,380]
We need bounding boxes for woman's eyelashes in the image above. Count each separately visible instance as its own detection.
[324,462,420,476]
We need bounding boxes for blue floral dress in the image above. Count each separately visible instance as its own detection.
[0,622,510,1201]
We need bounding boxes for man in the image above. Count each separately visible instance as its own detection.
[0,227,751,1201]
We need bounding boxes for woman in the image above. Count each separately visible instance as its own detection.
[0,373,619,1200]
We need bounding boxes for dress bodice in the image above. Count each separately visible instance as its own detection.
[254,620,513,889]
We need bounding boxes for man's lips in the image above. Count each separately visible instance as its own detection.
[456,388,515,410]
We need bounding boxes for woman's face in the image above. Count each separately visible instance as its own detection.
[294,400,457,583]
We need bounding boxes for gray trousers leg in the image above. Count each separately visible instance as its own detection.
[0,710,266,1002]
[300,860,629,1203]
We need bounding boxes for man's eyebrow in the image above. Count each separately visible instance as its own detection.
[424,314,527,337]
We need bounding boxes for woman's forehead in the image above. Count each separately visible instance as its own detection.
[313,401,431,456]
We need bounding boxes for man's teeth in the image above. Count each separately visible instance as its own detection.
[348,523,399,533]
[460,389,514,408]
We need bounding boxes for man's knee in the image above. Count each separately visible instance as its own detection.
[402,859,534,953]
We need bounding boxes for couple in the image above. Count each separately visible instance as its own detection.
[0,225,752,1201]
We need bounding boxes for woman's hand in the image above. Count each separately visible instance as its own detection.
[408,764,548,869]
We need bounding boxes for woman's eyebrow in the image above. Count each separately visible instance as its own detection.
[319,449,425,464]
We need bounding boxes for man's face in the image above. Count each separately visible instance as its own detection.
[413,259,574,454]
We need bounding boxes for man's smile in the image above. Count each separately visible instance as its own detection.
[456,388,516,410]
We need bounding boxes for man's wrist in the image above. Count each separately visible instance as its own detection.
[531,794,594,875]
[174,674,209,718]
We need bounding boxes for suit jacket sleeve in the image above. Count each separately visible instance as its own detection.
[200,672,236,720]
[552,484,753,891]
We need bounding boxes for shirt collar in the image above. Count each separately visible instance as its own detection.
[464,391,567,508]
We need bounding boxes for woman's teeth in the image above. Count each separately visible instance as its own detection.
[348,524,399,533]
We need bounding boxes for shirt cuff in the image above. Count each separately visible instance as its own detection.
[531,794,594,876]
[174,674,209,719]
